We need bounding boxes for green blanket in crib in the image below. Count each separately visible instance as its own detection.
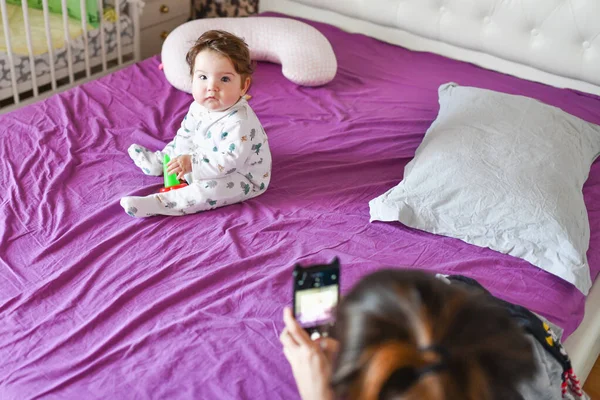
[4,0,99,26]
[0,3,87,56]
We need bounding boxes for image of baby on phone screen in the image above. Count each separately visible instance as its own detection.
[295,286,338,327]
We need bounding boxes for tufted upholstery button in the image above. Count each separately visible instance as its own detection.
[483,16,491,24]
[583,41,591,49]
[531,28,539,36]
[440,6,446,13]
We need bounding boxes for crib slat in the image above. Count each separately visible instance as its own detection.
[97,0,107,71]
[41,0,58,91]
[0,0,19,104]
[79,0,91,77]
[21,1,39,97]
[115,0,122,64]
[60,0,75,84]
[131,0,140,61]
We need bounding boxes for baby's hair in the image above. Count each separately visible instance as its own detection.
[331,269,536,400]
[185,30,254,88]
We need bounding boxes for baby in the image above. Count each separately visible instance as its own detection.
[120,30,272,217]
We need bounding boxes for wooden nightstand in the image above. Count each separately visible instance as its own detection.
[140,0,191,59]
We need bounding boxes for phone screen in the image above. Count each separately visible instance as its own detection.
[293,259,340,338]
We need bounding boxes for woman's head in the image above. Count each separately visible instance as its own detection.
[186,30,254,111]
[331,269,536,400]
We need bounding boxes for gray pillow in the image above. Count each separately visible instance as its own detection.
[369,83,600,294]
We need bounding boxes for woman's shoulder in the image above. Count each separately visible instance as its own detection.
[517,335,569,400]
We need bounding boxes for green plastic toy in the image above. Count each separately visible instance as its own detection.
[159,154,188,193]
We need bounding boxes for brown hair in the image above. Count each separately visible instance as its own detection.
[185,30,254,88]
[331,270,536,400]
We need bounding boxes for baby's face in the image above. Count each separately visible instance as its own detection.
[191,50,250,112]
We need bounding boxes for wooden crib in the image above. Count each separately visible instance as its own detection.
[0,0,141,113]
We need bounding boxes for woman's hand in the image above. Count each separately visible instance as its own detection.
[166,155,192,180]
[280,307,339,400]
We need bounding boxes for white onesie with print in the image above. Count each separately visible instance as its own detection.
[120,98,271,217]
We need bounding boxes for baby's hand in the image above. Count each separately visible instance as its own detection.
[167,155,192,180]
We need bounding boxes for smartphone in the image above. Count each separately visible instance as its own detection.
[293,257,340,340]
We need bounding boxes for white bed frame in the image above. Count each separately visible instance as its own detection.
[259,0,600,385]
[0,0,142,114]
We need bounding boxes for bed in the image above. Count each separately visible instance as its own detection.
[0,0,599,398]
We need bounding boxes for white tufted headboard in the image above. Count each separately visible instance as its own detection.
[259,0,600,96]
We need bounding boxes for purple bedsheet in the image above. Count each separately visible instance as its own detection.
[1,13,599,399]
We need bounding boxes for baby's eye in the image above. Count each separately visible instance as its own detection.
[221,76,231,83]
[197,74,207,80]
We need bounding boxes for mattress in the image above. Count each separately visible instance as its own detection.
[0,13,133,92]
[0,14,599,399]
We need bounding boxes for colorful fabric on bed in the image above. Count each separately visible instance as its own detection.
[0,13,599,399]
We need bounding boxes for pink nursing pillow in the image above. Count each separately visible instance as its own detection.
[161,17,338,92]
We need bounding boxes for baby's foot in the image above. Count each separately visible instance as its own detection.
[120,195,163,217]
[127,144,163,176]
